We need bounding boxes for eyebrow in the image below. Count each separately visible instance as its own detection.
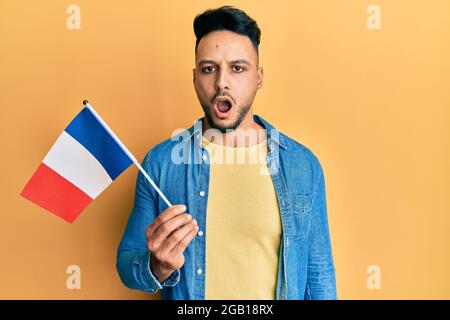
[198,59,251,66]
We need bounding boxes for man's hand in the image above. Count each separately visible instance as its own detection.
[145,205,198,283]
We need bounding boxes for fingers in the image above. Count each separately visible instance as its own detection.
[169,221,199,257]
[151,213,193,249]
[160,219,198,253]
[145,204,198,270]
[146,205,186,238]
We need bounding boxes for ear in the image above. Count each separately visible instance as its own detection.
[193,68,196,83]
[257,66,264,89]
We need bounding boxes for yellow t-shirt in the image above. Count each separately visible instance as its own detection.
[202,136,282,300]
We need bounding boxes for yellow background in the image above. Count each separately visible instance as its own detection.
[1,0,449,299]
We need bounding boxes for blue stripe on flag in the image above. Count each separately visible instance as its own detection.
[65,107,133,180]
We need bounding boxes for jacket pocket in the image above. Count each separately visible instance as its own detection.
[291,194,314,239]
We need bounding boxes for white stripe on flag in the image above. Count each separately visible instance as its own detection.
[42,131,113,199]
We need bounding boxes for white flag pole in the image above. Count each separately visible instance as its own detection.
[82,100,172,208]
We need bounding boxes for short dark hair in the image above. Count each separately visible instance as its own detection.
[193,6,261,54]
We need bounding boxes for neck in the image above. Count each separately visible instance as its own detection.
[202,110,266,147]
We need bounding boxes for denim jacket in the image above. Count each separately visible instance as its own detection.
[116,115,337,300]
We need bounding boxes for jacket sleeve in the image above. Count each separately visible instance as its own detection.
[304,160,337,300]
[116,151,180,293]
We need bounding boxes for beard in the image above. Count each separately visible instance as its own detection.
[200,99,252,134]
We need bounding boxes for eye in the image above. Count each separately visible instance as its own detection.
[202,66,216,73]
[233,66,245,73]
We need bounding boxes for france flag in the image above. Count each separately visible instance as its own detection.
[21,102,135,223]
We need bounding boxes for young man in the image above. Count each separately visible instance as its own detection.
[116,6,337,300]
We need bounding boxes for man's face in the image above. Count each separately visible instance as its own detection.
[193,30,263,133]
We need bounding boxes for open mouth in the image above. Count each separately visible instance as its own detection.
[213,98,233,118]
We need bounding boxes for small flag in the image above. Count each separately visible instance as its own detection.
[21,101,134,223]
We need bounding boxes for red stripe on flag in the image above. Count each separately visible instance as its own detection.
[21,163,93,223]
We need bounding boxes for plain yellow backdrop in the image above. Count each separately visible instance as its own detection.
[1,0,449,299]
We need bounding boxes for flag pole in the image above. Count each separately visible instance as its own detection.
[82,100,172,208]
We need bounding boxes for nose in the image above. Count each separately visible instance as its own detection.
[214,69,230,92]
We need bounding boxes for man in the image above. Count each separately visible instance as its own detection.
[116,6,337,300]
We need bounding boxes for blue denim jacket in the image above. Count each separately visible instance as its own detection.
[116,115,337,300]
